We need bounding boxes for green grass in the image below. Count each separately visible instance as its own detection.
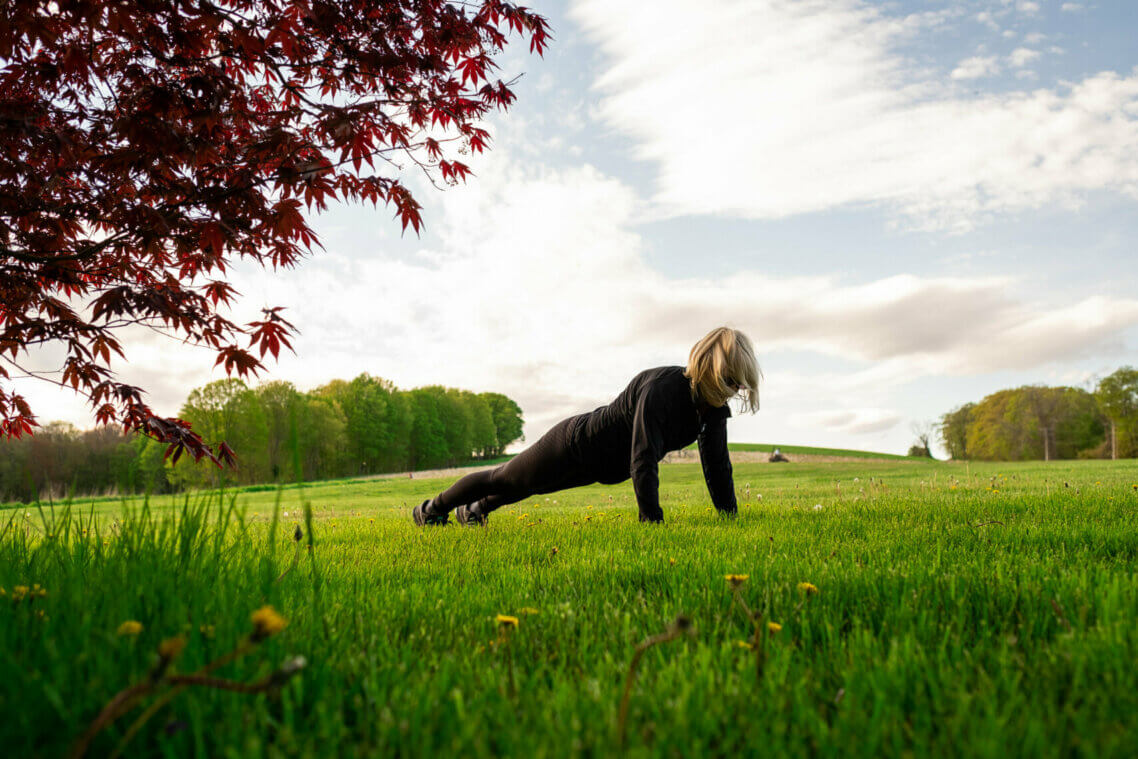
[717,441,911,459]
[2,459,1137,756]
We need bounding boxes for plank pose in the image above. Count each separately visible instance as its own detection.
[413,327,761,526]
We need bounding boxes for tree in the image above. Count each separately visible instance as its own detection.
[480,391,523,456]
[296,393,348,480]
[1095,367,1138,459]
[907,420,934,458]
[939,402,975,460]
[963,385,1103,462]
[317,374,396,474]
[461,390,497,458]
[256,380,302,480]
[0,1,549,464]
[171,378,267,487]
[407,387,447,469]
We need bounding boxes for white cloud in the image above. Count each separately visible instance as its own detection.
[1061,3,1084,11]
[1008,47,1042,67]
[952,55,1001,80]
[571,0,1138,231]
[976,11,999,30]
[1016,1,1041,14]
[792,408,902,435]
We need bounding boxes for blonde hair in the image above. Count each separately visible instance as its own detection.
[684,327,761,412]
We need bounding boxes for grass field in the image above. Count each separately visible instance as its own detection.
[706,442,911,459]
[2,458,1137,757]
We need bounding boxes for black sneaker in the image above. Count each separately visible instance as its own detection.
[413,499,448,527]
[455,502,487,527]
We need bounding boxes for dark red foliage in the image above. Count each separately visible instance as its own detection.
[0,0,548,464]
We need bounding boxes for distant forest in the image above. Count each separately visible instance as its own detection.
[939,367,1138,461]
[0,374,524,503]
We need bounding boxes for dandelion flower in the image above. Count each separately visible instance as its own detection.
[797,582,819,595]
[251,605,288,640]
[159,636,186,660]
[669,557,676,566]
[117,620,143,636]
[735,640,753,650]
[813,504,823,511]
[725,574,749,588]
[517,513,528,520]
[199,624,215,638]
[496,614,519,628]
[518,607,541,616]
[768,622,782,634]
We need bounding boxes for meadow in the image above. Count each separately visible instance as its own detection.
[2,458,1136,757]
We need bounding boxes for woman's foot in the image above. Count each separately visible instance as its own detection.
[412,499,449,527]
[455,501,487,526]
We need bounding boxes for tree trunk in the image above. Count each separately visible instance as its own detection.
[1111,420,1117,460]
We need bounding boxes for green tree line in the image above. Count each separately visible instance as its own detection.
[938,367,1138,461]
[0,375,524,502]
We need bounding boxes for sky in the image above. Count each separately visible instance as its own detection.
[19,0,1138,457]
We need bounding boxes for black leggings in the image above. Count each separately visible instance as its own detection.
[433,416,596,514]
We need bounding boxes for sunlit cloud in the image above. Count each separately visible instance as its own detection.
[571,0,1138,231]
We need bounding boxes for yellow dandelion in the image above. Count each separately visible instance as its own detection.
[768,622,782,634]
[518,607,541,615]
[669,557,676,566]
[199,624,215,638]
[517,513,529,520]
[725,574,749,587]
[735,640,753,650]
[117,620,143,636]
[496,614,519,628]
[797,582,819,595]
[250,605,288,639]
[158,636,186,660]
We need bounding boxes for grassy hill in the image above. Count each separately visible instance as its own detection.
[693,441,912,460]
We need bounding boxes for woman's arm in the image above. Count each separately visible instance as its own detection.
[630,390,666,523]
[697,416,737,514]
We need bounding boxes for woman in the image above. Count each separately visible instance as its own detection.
[413,326,761,526]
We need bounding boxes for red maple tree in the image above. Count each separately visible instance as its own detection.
[0,0,548,464]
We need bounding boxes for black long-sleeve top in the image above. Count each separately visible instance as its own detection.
[567,366,737,521]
